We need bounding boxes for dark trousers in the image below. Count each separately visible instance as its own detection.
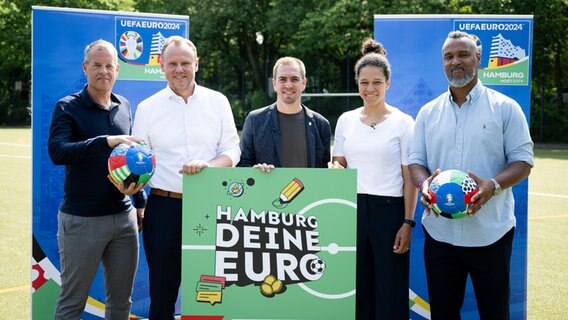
[424,227,514,320]
[356,194,409,320]
[143,194,182,320]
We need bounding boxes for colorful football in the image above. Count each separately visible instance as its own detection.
[428,169,478,219]
[108,142,156,187]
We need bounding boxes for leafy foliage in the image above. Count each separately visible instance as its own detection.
[2,0,567,141]
[0,0,134,125]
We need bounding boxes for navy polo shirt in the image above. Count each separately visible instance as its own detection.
[48,85,146,217]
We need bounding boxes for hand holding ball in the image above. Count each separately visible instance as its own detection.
[108,142,156,187]
[428,169,478,219]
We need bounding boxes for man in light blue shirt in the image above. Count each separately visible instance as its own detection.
[408,31,533,319]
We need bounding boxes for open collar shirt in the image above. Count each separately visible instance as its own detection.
[409,81,534,246]
[132,84,241,193]
[48,85,146,216]
[237,104,331,168]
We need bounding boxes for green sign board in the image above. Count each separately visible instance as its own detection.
[182,168,357,319]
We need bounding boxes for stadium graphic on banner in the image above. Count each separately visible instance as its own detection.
[455,19,532,86]
[115,16,185,81]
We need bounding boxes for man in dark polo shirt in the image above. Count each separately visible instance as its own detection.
[48,39,146,319]
[238,57,331,170]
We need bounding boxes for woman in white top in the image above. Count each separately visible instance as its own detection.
[330,38,417,320]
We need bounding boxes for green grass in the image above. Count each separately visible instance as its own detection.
[0,128,32,319]
[527,148,568,319]
[0,128,567,319]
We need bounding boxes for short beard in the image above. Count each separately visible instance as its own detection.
[446,70,476,88]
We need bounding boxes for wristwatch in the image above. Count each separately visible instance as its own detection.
[404,219,416,228]
[490,178,502,196]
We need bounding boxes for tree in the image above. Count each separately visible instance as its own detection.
[0,0,135,125]
[0,0,32,124]
[3,0,567,141]
[470,0,568,141]
[135,0,319,124]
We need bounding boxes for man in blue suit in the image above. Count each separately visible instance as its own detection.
[237,57,331,170]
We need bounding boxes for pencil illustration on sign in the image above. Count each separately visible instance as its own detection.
[273,178,304,209]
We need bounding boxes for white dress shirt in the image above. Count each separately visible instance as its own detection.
[133,84,241,193]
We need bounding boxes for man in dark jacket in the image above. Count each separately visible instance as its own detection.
[238,57,331,170]
[48,39,146,319]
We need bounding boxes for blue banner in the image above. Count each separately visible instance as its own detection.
[31,6,188,319]
[374,15,533,319]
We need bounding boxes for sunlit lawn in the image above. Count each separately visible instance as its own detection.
[0,128,566,319]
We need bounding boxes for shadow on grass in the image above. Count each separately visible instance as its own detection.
[534,146,568,160]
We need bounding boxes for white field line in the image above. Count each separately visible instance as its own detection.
[0,142,30,147]
[529,192,568,199]
[0,154,31,159]
[0,142,31,159]
[529,192,568,220]
[0,284,29,294]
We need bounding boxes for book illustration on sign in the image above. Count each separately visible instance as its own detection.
[195,275,226,305]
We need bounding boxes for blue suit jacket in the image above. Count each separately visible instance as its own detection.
[237,104,331,168]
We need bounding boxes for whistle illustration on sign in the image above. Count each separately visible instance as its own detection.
[272,178,304,209]
[227,181,244,197]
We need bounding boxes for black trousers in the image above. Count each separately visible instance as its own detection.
[356,194,409,320]
[424,227,514,320]
[143,194,183,320]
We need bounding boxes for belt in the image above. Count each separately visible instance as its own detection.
[151,188,183,200]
